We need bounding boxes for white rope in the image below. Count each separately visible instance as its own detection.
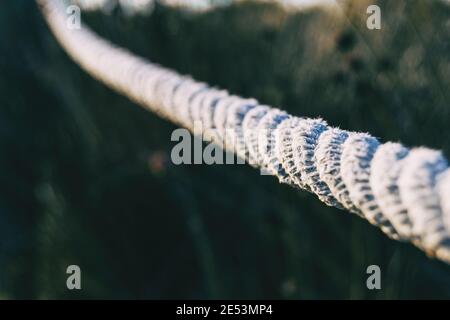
[39,0,450,264]
[71,0,339,14]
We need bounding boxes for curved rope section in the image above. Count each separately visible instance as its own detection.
[39,0,450,264]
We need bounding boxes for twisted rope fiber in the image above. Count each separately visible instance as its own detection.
[39,0,450,263]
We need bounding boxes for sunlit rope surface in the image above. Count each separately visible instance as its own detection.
[71,0,338,15]
[39,0,450,264]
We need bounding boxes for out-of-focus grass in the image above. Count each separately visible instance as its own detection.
[0,0,449,299]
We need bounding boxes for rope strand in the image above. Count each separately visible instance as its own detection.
[39,0,450,264]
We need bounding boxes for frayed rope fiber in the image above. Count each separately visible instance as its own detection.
[39,0,450,264]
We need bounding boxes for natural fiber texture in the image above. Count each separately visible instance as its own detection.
[39,0,450,264]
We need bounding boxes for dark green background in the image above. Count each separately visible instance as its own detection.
[1,0,450,299]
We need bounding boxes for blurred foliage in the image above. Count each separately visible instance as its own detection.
[0,0,450,299]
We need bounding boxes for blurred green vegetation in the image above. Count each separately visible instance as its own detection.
[0,0,450,299]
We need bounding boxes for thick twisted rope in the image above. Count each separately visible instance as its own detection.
[39,0,450,264]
